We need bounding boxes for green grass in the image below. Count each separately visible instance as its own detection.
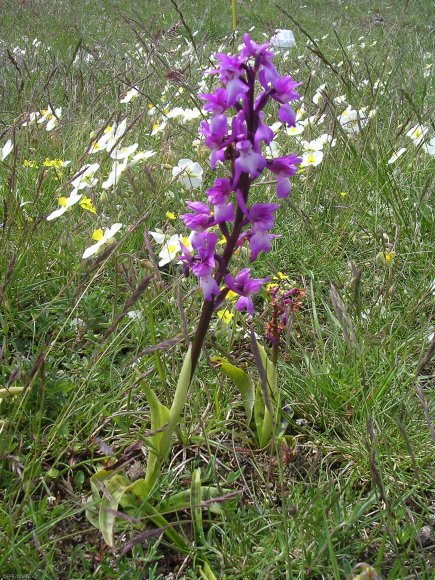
[1,0,434,577]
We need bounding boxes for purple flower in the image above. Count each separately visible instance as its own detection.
[207,178,235,223]
[225,268,269,315]
[191,231,218,277]
[236,190,279,230]
[278,103,296,127]
[267,154,302,198]
[249,229,279,261]
[200,114,228,168]
[181,201,213,232]
[180,232,220,301]
[255,112,274,146]
[234,140,267,182]
[199,88,229,114]
[241,33,278,83]
[270,76,301,103]
[236,191,280,259]
[213,54,249,106]
[199,275,220,301]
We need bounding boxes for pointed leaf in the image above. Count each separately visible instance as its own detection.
[211,356,254,425]
[191,468,204,544]
[99,474,131,547]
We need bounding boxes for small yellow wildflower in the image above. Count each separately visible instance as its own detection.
[226,290,239,301]
[92,229,104,241]
[266,283,279,292]
[217,310,234,324]
[340,191,347,197]
[23,160,38,168]
[43,158,64,169]
[79,196,97,214]
[377,250,396,266]
[166,211,176,220]
[274,272,289,280]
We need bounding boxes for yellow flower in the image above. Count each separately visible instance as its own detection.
[59,197,68,207]
[274,272,289,280]
[340,191,347,197]
[79,196,97,214]
[377,250,396,266]
[226,290,238,301]
[266,283,279,292]
[23,160,38,168]
[43,158,64,169]
[166,211,176,220]
[217,309,234,324]
[92,229,104,241]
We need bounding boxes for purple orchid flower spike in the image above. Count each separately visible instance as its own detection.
[174,33,302,377]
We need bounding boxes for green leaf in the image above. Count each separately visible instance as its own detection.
[99,473,131,547]
[191,468,205,544]
[141,381,170,489]
[254,344,278,448]
[157,486,232,515]
[198,561,218,580]
[211,356,254,425]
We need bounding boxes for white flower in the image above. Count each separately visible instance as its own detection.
[406,124,429,146]
[422,136,435,156]
[151,120,167,136]
[150,232,192,267]
[270,121,282,133]
[46,108,62,131]
[105,118,128,150]
[71,163,99,190]
[180,108,201,122]
[127,310,142,320]
[313,83,326,105]
[110,143,138,160]
[157,234,182,267]
[172,159,203,189]
[131,150,156,163]
[22,111,41,127]
[149,230,166,244]
[82,223,122,259]
[387,147,407,165]
[334,95,347,104]
[301,150,324,167]
[89,124,116,153]
[338,105,367,134]
[46,190,82,221]
[267,141,281,157]
[120,87,139,104]
[286,122,305,136]
[270,29,296,48]
[0,140,13,161]
[102,159,128,189]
